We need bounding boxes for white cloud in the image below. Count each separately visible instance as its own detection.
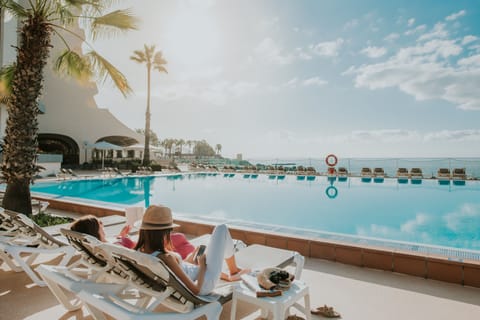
[283,77,327,88]
[445,10,466,21]
[344,19,359,30]
[462,35,478,45]
[458,54,480,66]
[424,130,480,141]
[341,129,480,143]
[404,24,427,36]
[344,35,480,110]
[384,33,400,42]
[295,47,313,60]
[361,46,387,58]
[311,38,344,57]
[350,129,420,142]
[417,23,448,41]
[407,18,415,27]
[154,80,258,106]
[284,78,298,88]
[230,81,259,97]
[261,16,279,28]
[254,38,294,65]
[302,77,327,87]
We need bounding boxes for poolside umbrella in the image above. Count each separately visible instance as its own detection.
[91,141,123,169]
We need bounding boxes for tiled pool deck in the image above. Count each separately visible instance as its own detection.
[2,222,480,320]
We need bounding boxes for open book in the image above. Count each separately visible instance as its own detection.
[125,207,144,227]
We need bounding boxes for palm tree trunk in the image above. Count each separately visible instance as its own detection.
[143,64,151,165]
[1,14,51,215]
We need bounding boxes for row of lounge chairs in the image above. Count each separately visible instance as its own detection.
[56,168,83,179]
[0,208,305,319]
[100,167,127,177]
[191,164,469,181]
[436,168,467,180]
[360,167,386,178]
[136,166,154,175]
[189,163,219,172]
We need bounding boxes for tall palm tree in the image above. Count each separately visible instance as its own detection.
[176,139,185,157]
[130,45,167,166]
[215,144,222,155]
[0,0,137,215]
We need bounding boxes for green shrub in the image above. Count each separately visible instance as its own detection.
[32,213,73,227]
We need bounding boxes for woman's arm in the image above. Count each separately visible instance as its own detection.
[161,253,207,295]
[184,246,199,264]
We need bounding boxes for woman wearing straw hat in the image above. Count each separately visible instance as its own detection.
[134,205,249,295]
[70,215,196,257]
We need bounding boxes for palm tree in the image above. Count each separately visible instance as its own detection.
[130,45,167,166]
[163,138,175,158]
[186,140,194,154]
[215,144,222,155]
[176,139,185,157]
[0,1,137,215]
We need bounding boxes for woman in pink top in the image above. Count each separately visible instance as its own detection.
[70,215,196,256]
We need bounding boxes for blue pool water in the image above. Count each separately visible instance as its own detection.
[29,173,480,253]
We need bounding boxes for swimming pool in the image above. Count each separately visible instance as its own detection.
[29,173,480,253]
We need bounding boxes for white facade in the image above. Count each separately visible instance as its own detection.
[0,6,144,166]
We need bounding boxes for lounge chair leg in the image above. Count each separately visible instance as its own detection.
[41,275,83,311]
[12,252,46,286]
[0,251,23,272]
[293,252,305,280]
[84,303,108,320]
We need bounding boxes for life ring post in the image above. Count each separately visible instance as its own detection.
[325,154,338,167]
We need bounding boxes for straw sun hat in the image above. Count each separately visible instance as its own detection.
[135,205,179,230]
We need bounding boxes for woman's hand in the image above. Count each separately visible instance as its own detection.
[117,225,131,238]
[185,246,199,264]
[197,253,207,269]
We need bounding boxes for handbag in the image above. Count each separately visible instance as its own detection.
[256,267,295,291]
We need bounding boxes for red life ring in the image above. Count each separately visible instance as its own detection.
[325,154,338,167]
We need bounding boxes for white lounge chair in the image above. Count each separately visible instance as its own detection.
[0,208,76,287]
[373,168,385,177]
[437,168,451,180]
[337,167,348,177]
[452,168,467,181]
[39,229,304,319]
[396,167,409,181]
[409,168,423,180]
[360,167,372,177]
[38,233,224,320]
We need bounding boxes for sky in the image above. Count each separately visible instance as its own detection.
[90,0,480,160]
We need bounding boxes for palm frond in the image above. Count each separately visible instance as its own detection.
[50,2,76,26]
[1,0,29,19]
[64,0,99,9]
[145,44,155,58]
[53,50,93,80]
[153,52,167,65]
[89,9,139,40]
[153,65,168,74]
[86,51,132,97]
[130,50,146,63]
[0,64,16,102]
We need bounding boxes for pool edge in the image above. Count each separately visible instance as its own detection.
[36,195,480,289]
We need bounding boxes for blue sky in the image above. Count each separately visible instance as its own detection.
[92,0,480,159]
